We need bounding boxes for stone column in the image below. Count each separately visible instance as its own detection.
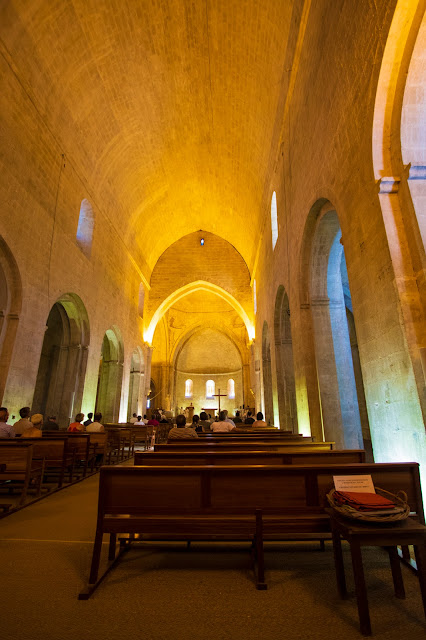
[310,297,345,448]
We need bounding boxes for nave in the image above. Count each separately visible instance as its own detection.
[1,467,426,640]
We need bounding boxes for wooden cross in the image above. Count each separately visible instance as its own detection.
[213,388,227,414]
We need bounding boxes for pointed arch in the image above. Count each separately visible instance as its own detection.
[144,280,255,344]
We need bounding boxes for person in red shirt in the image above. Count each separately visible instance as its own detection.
[147,412,160,426]
[68,412,84,432]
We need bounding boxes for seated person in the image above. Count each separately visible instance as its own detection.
[198,411,211,431]
[252,411,268,427]
[0,407,15,438]
[85,412,105,432]
[129,413,138,424]
[134,415,145,425]
[147,413,160,426]
[68,413,85,432]
[22,413,43,437]
[83,412,93,427]
[233,410,243,424]
[222,409,236,427]
[211,411,236,433]
[13,406,32,436]
[244,411,255,425]
[168,414,198,439]
[192,414,203,433]
[42,415,60,430]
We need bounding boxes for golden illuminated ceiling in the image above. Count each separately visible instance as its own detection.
[1,0,295,277]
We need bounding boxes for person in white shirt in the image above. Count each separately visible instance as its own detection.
[134,415,145,425]
[13,406,32,436]
[85,412,105,432]
[222,409,236,428]
[129,413,138,424]
[211,411,236,433]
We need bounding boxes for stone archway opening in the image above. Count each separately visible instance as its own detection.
[0,236,22,404]
[32,293,89,428]
[95,326,124,424]
[309,207,366,450]
[127,347,145,420]
[274,286,297,432]
[262,321,274,426]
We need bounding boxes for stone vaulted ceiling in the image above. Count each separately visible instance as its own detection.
[1,0,294,276]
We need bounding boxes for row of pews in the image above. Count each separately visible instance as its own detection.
[81,428,425,612]
[0,428,136,511]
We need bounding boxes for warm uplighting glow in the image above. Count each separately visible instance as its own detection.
[144,280,255,345]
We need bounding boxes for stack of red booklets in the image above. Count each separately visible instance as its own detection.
[333,491,396,512]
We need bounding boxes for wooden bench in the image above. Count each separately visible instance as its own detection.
[80,461,423,598]
[134,449,366,466]
[41,433,94,479]
[196,434,311,442]
[19,436,75,487]
[155,441,335,452]
[0,442,45,505]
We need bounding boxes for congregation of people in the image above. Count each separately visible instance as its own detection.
[0,406,107,438]
[0,402,266,440]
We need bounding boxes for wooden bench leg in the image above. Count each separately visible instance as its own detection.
[331,525,347,599]
[255,509,267,590]
[386,546,405,599]
[89,528,104,585]
[350,541,372,636]
[108,533,117,561]
[413,543,426,619]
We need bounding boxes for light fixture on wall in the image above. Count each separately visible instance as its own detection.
[200,238,205,246]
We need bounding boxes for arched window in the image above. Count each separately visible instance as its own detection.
[227,378,235,399]
[185,379,193,398]
[271,191,278,249]
[138,283,145,318]
[253,279,257,315]
[206,379,215,398]
[76,199,95,259]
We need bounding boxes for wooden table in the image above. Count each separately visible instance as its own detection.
[327,508,426,636]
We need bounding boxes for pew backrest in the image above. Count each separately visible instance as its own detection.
[155,441,335,452]
[134,449,366,466]
[98,462,424,524]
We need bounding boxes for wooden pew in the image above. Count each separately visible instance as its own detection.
[19,436,75,487]
[41,433,93,479]
[80,461,423,598]
[0,442,45,505]
[155,441,335,452]
[197,433,309,441]
[134,449,366,466]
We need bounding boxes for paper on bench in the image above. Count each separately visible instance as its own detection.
[333,475,375,493]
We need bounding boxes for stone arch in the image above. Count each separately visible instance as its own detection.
[32,293,90,427]
[0,236,22,403]
[262,321,274,425]
[305,202,364,449]
[401,12,426,246]
[95,325,124,423]
[127,346,145,420]
[373,0,426,312]
[144,280,255,345]
[274,285,297,432]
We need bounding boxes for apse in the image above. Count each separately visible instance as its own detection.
[174,328,243,416]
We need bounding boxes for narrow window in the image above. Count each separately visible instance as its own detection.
[227,378,235,399]
[206,379,215,398]
[271,191,278,249]
[185,379,193,398]
[76,199,95,259]
[138,283,145,317]
[253,279,257,315]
